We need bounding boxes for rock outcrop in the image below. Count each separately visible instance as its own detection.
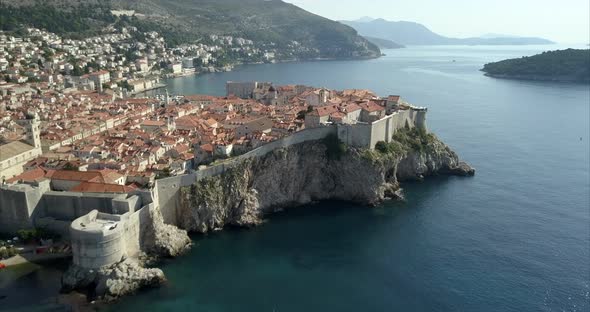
[142,206,192,257]
[178,129,474,233]
[61,258,165,302]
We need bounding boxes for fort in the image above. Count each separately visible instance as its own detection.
[0,84,428,270]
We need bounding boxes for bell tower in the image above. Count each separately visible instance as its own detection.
[24,112,41,149]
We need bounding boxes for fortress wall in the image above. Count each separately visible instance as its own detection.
[41,192,119,221]
[0,181,49,234]
[70,204,154,268]
[155,127,338,226]
[336,108,428,149]
[337,123,373,147]
[112,195,141,214]
[121,205,152,258]
[154,174,195,225]
[70,210,126,269]
[35,217,72,239]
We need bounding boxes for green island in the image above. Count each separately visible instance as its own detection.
[481,49,590,83]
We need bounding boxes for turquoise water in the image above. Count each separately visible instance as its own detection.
[2,45,589,311]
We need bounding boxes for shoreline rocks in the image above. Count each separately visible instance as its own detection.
[61,258,165,302]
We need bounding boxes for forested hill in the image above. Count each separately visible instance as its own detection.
[481,49,590,83]
[0,0,380,60]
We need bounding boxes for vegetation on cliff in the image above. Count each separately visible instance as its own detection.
[1,0,380,60]
[482,49,590,83]
[363,127,437,163]
[0,2,114,39]
[322,133,347,160]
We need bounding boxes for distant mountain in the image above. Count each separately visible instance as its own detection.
[355,16,376,23]
[479,33,520,39]
[482,49,590,83]
[341,19,555,45]
[363,36,405,49]
[0,0,381,60]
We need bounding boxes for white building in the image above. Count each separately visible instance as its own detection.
[0,114,43,181]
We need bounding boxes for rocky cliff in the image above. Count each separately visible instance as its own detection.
[178,129,474,233]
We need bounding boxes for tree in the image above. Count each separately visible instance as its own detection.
[72,65,84,76]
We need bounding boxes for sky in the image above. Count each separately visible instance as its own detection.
[286,0,590,43]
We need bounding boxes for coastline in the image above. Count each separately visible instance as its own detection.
[482,72,590,84]
[161,54,382,83]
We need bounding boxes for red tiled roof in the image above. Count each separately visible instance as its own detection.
[6,167,52,184]
[50,170,105,183]
[360,101,385,113]
[70,182,133,194]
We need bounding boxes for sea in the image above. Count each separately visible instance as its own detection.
[1,45,589,312]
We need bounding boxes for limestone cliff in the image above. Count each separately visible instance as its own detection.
[141,205,192,257]
[178,129,474,233]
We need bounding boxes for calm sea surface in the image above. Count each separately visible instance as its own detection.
[2,45,589,312]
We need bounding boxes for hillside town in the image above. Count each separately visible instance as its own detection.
[1,65,413,192]
[0,26,276,95]
[0,23,429,200]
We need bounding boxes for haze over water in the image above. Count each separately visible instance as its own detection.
[2,45,589,311]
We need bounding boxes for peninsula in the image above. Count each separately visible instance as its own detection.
[0,80,474,304]
[482,49,590,83]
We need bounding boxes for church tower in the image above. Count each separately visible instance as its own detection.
[164,89,170,107]
[23,112,41,149]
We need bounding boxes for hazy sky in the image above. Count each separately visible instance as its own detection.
[287,0,590,43]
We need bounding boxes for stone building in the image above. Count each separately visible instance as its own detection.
[0,113,43,181]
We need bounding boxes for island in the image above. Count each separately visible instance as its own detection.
[0,81,475,305]
[481,49,590,83]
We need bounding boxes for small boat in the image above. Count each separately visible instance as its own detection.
[0,295,7,300]
[0,263,6,269]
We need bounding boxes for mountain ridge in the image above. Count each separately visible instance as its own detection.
[341,18,555,45]
[0,0,381,60]
[363,36,405,49]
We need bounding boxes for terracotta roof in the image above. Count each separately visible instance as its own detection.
[69,182,133,194]
[6,167,52,184]
[360,101,385,113]
[314,105,339,117]
[142,120,166,127]
[50,170,105,183]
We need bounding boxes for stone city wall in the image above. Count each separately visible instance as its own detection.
[154,126,338,225]
[70,210,126,269]
[70,204,153,268]
[0,181,142,237]
[0,180,49,234]
[338,108,428,149]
